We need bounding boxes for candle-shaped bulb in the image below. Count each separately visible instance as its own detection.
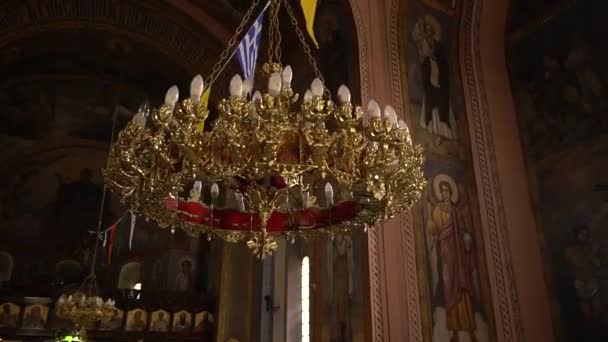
[282,65,293,89]
[193,180,202,194]
[398,119,412,143]
[304,90,313,102]
[384,105,398,125]
[133,107,146,127]
[337,85,351,104]
[367,100,381,119]
[397,119,407,130]
[268,72,282,96]
[171,228,176,234]
[190,75,204,103]
[243,79,253,96]
[311,78,324,97]
[229,74,243,98]
[325,182,334,206]
[252,91,262,101]
[164,85,179,109]
[211,183,219,202]
[137,100,150,118]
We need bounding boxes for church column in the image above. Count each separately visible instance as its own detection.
[348,0,422,340]
[216,243,261,342]
[458,0,555,340]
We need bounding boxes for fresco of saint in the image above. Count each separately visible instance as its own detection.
[412,15,457,143]
[423,174,486,342]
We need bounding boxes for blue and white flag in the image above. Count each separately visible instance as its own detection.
[235,1,271,85]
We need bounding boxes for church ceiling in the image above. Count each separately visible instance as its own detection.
[0,0,241,144]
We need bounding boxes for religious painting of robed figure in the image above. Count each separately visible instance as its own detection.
[194,310,214,333]
[0,302,20,328]
[21,304,48,330]
[412,14,457,145]
[150,310,170,332]
[421,173,489,342]
[126,309,147,332]
[172,310,192,333]
[173,258,194,292]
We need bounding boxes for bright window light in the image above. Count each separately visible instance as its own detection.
[301,256,310,342]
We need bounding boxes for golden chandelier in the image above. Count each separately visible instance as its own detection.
[103,0,425,258]
[56,274,117,326]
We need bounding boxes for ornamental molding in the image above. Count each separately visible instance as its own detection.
[460,0,525,340]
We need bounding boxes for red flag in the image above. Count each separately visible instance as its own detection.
[107,223,118,264]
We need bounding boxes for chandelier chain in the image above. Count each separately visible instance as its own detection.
[282,0,329,97]
[267,1,275,63]
[207,0,261,87]
[272,0,283,64]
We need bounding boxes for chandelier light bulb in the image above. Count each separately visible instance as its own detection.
[193,180,202,194]
[367,99,381,119]
[211,182,219,202]
[282,65,293,88]
[164,85,179,110]
[243,78,253,96]
[190,75,204,104]
[252,90,262,101]
[384,105,398,125]
[230,74,244,98]
[304,90,313,102]
[398,119,407,130]
[268,72,282,96]
[337,85,351,104]
[311,78,324,97]
[133,101,150,127]
[325,182,334,206]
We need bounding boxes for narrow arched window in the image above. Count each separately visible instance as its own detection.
[301,256,310,342]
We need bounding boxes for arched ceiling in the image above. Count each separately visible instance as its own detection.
[0,0,359,145]
[0,0,245,143]
[0,0,244,94]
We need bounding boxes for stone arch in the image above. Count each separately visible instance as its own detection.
[118,261,143,289]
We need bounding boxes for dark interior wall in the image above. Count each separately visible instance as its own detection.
[507,1,608,341]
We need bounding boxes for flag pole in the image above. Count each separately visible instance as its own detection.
[90,107,119,274]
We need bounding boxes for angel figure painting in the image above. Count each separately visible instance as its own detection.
[422,173,488,342]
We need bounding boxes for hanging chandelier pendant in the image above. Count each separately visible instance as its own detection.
[56,274,117,326]
[103,0,426,258]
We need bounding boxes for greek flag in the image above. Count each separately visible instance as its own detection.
[235,1,271,84]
